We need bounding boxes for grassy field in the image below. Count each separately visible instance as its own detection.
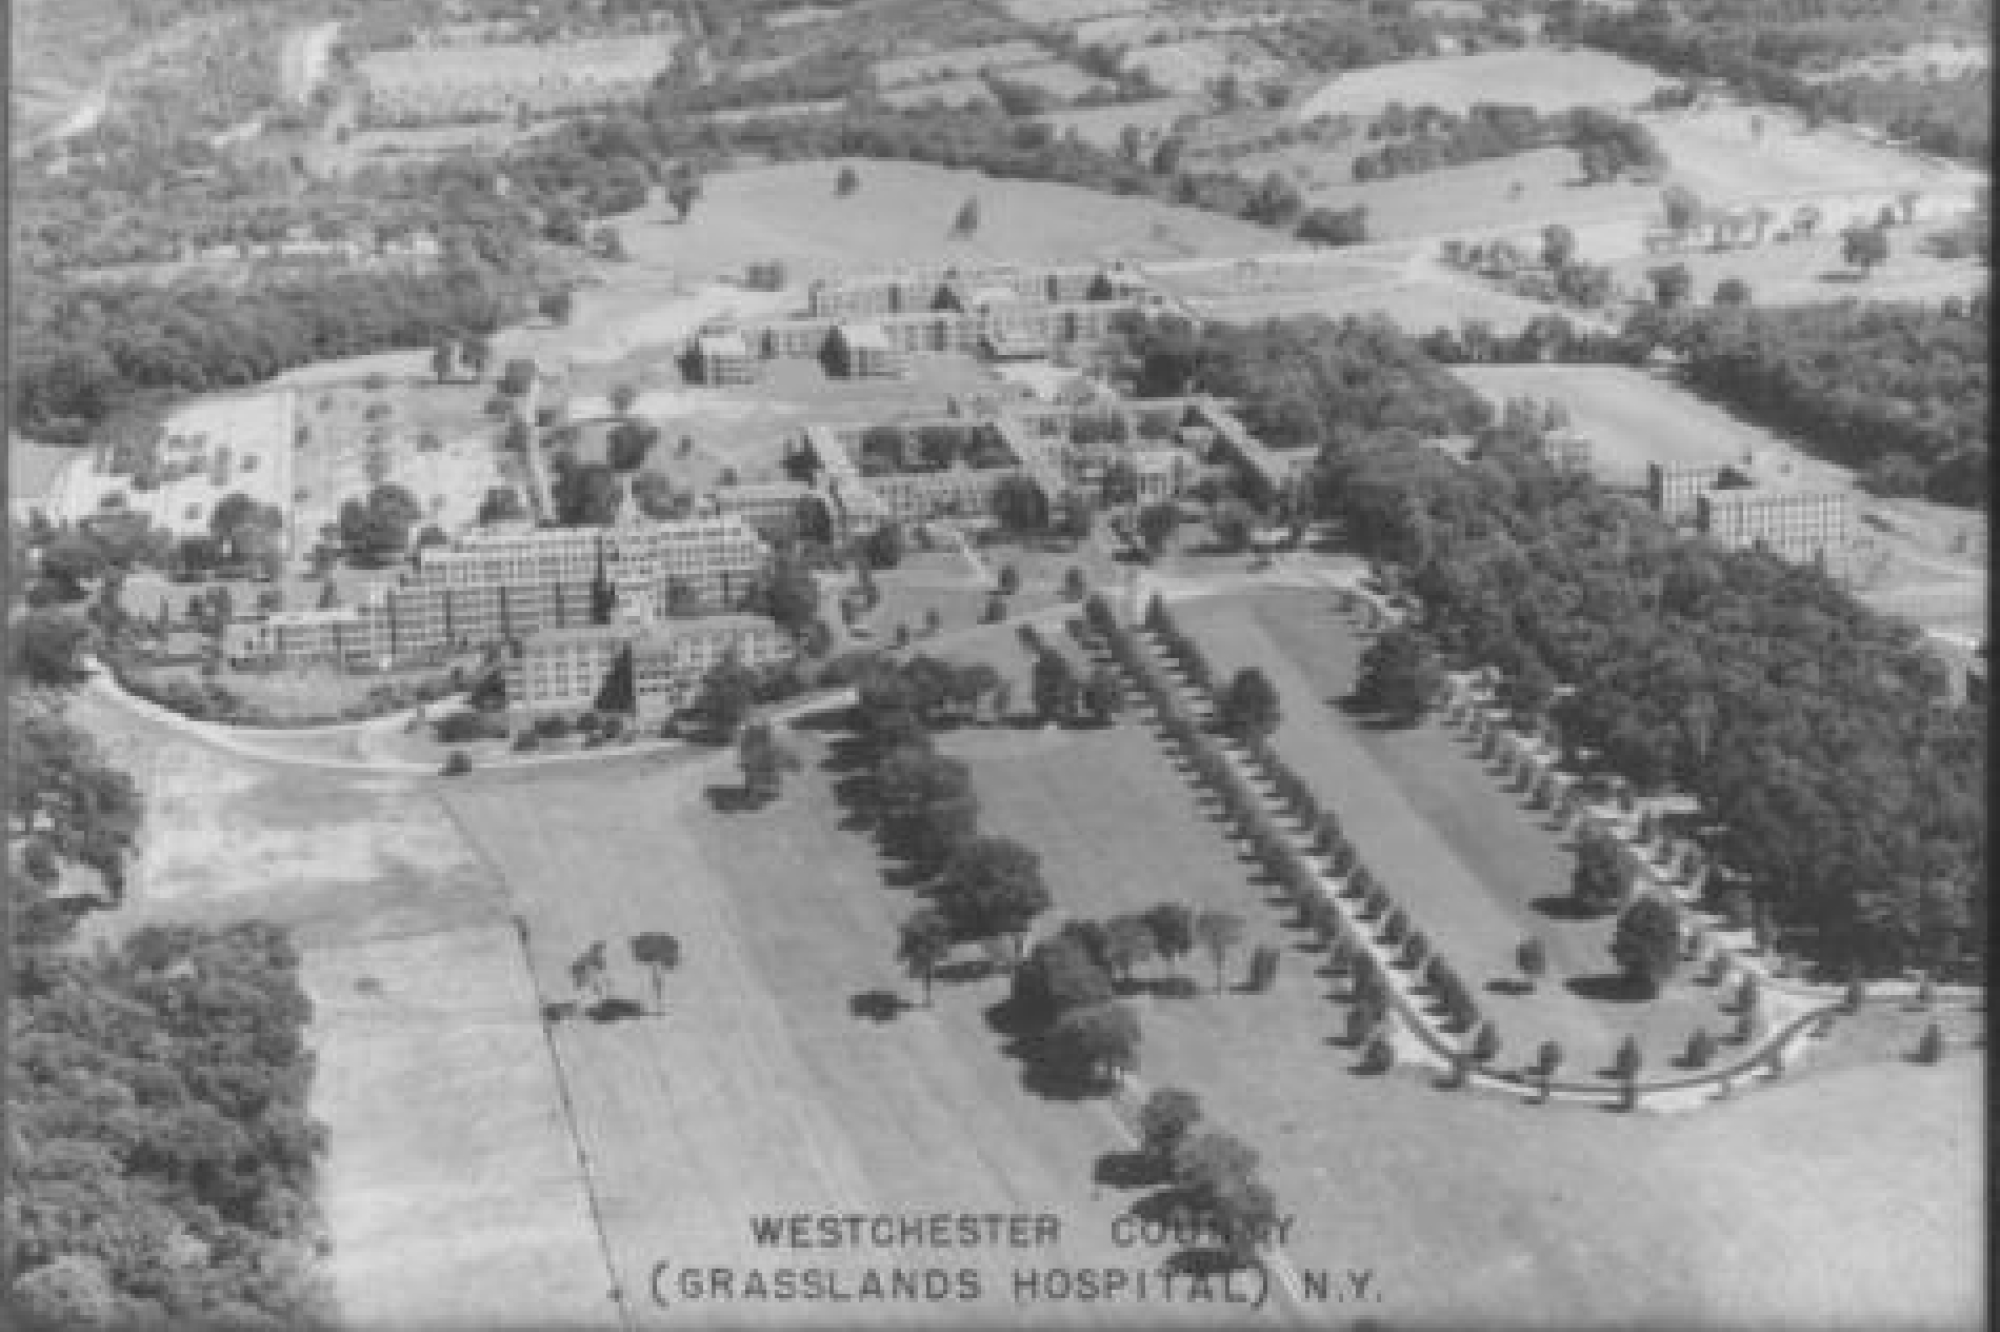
[1296,49,1672,121]
[69,640,1983,1329]
[1452,363,1782,486]
[444,748,1265,1328]
[1168,590,1724,1065]
[612,159,1286,283]
[1596,219,1985,307]
[65,688,611,1328]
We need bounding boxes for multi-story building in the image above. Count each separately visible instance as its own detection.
[504,614,793,725]
[1695,488,1854,563]
[692,329,758,385]
[711,481,831,543]
[829,323,907,379]
[1647,461,1731,519]
[225,514,770,669]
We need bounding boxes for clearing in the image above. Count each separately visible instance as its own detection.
[1295,49,1672,121]
[608,158,1286,282]
[66,686,613,1329]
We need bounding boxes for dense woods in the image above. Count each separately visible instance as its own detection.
[1662,302,1989,506]
[1127,314,1983,976]
[7,690,326,1326]
[1556,0,1991,162]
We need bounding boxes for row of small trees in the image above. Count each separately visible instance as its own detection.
[1087,593,1491,1064]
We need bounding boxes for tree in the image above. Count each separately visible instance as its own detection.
[1209,1175,1281,1270]
[898,907,954,1005]
[1049,1001,1141,1086]
[1683,1026,1717,1069]
[1193,909,1246,992]
[1572,826,1630,916]
[1647,262,1693,308]
[1173,1130,1259,1203]
[836,165,860,196]
[1138,1086,1202,1171]
[630,932,681,1013]
[571,940,610,1002]
[1915,1021,1944,1064]
[540,288,575,324]
[1612,1034,1643,1081]
[431,338,456,383]
[668,170,703,221]
[1713,277,1752,307]
[1011,934,1115,1025]
[940,835,1050,956]
[695,651,759,740]
[1471,1020,1501,1063]
[1081,665,1125,724]
[757,550,819,633]
[951,196,981,238]
[1662,184,1703,236]
[1136,501,1180,555]
[1145,902,1194,974]
[1352,626,1441,723]
[1216,667,1281,741]
[737,722,799,802]
[1612,894,1681,996]
[997,563,1021,596]
[610,382,639,417]
[14,610,91,686]
[1542,223,1578,270]
[1516,936,1548,991]
[1103,914,1156,985]
[1842,223,1889,275]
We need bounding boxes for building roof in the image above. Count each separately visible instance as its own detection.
[520,613,785,653]
[697,330,751,358]
[842,321,898,352]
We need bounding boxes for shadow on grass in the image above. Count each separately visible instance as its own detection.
[849,989,911,1022]
[1093,1150,1164,1191]
[1567,973,1654,1003]
[1486,977,1533,997]
[1532,894,1604,921]
[704,784,762,812]
[789,707,852,733]
[585,997,648,1023]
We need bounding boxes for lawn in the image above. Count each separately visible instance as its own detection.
[1296,49,1673,121]
[1170,590,1723,1066]
[610,159,1287,283]
[1451,362,1783,486]
[443,747,1257,1327]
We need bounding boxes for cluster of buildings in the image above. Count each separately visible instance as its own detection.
[694,392,1300,547]
[223,508,785,721]
[358,36,677,126]
[687,261,1161,384]
[1646,460,1854,563]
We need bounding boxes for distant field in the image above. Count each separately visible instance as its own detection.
[1647,104,1985,201]
[1296,49,1672,121]
[1033,96,1199,150]
[611,159,1285,281]
[1596,220,1984,308]
[878,77,995,110]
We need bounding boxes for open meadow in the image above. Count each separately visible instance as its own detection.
[1296,48,1673,121]
[610,159,1286,283]
[64,686,613,1329]
[443,749,1277,1328]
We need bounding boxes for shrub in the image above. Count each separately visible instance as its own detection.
[1471,1020,1501,1063]
[1915,1022,1945,1064]
[1363,1033,1396,1072]
[441,749,473,777]
[1684,1027,1717,1068]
